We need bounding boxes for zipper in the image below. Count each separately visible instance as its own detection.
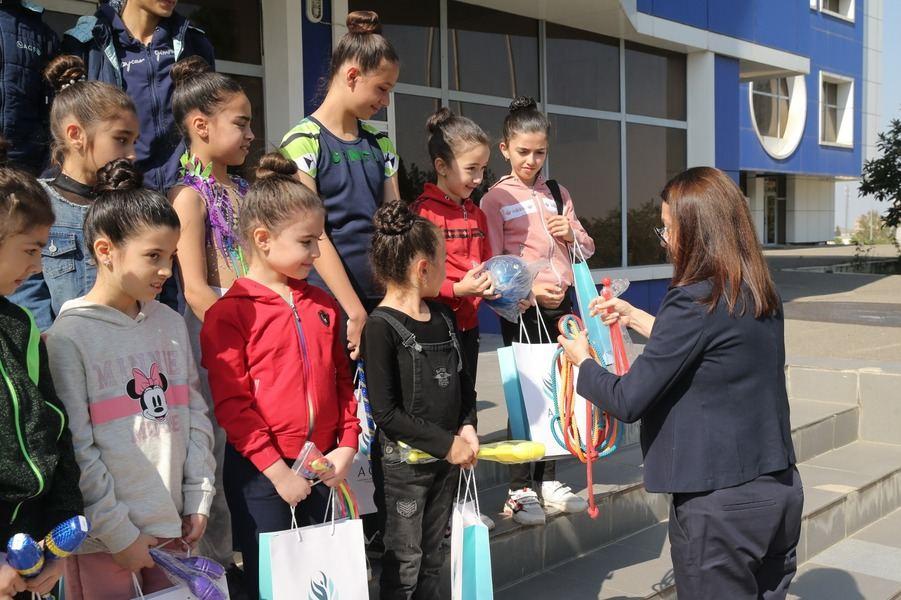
[0,358,45,524]
[289,299,316,436]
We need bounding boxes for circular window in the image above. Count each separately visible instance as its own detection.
[749,76,807,159]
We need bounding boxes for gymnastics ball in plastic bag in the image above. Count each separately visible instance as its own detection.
[483,255,540,323]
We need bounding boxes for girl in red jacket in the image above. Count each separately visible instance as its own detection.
[200,153,360,600]
[413,108,495,385]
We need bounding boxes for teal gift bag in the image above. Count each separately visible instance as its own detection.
[497,344,529,440]
[571,242,614,366]
[451,469,494,600]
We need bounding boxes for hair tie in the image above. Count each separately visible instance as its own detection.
[60,76,86,91]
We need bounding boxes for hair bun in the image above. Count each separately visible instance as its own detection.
[346,10,381,35]
[426,107,454,134]
[509,96,538,114]
[95,159,143,193]
[171,56,212,89]
[256,152,298,179]
[44,55,87,93]
[374,201,416,236]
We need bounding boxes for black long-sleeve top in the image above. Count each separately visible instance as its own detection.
[361,303,477,459]
[576,281,795,494]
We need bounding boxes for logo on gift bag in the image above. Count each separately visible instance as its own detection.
[309,571,338,600]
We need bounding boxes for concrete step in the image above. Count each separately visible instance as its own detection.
[492,440,901,599]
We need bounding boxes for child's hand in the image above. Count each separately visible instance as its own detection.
[445,435,476,466]
[275,470,312,506]
[0,563,26,599]
[112,533,158,572]
[533,282,565,309]
[546,214,574,243]
[25,555,66,597]
[453,264,493,298]
[321,446,356,488]
[458,425,480,467]
[181,514,208,549]
[347,313,367,360]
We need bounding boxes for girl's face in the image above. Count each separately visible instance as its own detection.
[72,111,139,182]
[500,131,548,185]
[261,211,324,280]
[0,226,50,296]
[206,92,254,167]
[345,60,399,120]
[436,143,490,202]
[98,226,180,304]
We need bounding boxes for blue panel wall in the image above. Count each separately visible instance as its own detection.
[715,55,741,182]
[737,2,863,177]
[301,0,332,114]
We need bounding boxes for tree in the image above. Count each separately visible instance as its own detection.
[851,210,895,245]
[859,118,901,229]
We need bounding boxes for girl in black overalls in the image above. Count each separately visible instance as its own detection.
[361,201,479,600]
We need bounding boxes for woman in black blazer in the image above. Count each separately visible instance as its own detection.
[559,167,802,599]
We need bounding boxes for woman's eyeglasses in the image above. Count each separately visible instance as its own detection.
[654,226,669,247]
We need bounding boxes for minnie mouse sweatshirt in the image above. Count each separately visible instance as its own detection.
[45,298,215,554]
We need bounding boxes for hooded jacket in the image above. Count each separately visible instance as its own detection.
[0,1,58,174]
[480,174,596,290]
[61,1,214,191]
[45,298,215,554]
[0,298,82,545]
[414,183,493,331]
[200,278,360,473]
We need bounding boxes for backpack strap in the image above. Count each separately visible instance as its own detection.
[370,308,422,353]
[546,179,564,216]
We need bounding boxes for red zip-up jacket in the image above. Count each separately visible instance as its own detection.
[414,183,493,331]
[200,278,359,472]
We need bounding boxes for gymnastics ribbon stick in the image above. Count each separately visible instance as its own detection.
[601,277,631,376]
[395,440,546,465]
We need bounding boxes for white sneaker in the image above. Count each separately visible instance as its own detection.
[480,512,496,531]
[541,481,588,513]
[504,488,546,526]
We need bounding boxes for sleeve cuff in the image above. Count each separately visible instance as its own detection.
[427,431,456,461]
[576,359,612,401]
[338,428,361,451]
[440,280,457,299]
[246,444,284,473]
[183,490,214,517]
[100,516,141,555]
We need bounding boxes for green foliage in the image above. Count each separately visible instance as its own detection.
[851,210,895,245]
[859,118,901,229]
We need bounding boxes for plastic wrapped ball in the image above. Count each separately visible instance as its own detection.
[483,255,535,323]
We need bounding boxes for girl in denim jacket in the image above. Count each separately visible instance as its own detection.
[9,55,138,330]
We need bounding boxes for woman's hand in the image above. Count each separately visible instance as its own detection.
[0,564,26,600]
[590,296,634,327]
[545,215,574,243]
[557,329,593,366]
[181,513,208,549]
[321,446,356,488]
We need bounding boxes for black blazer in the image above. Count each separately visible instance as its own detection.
[577,280,795,494]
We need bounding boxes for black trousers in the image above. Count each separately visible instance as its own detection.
[500,294,574,489]
[376,437,458,600]
[669,465,804,599]
[223,444,332,600]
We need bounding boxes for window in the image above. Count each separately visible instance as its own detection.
[820,0,855,21]
[448,2,539,99]
[627,124,685,266]
[176,1,262,64]
[819,72,854,147]
[549,115,622,268]
[546,24,619,112]
[625,42,686,121]
[349,0,440,88]
[749,76,807,159]
[393,94,441,202]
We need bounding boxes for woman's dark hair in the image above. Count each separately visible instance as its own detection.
[426,107,489,167]
[328,11,399,81]
[45,55,137,165]
[171,56,245,141]
[502,96,550,142]
[0,137,54,242]
[84,159,180,257]
[370,200,440,287]
[663,166,778,318]
[240,153,325,241]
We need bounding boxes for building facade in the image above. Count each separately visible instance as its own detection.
[37,0,877,316]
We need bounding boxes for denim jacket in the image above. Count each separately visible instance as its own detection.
[8,181,96,330]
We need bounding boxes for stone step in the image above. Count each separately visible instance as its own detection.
[491,440,901,599]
